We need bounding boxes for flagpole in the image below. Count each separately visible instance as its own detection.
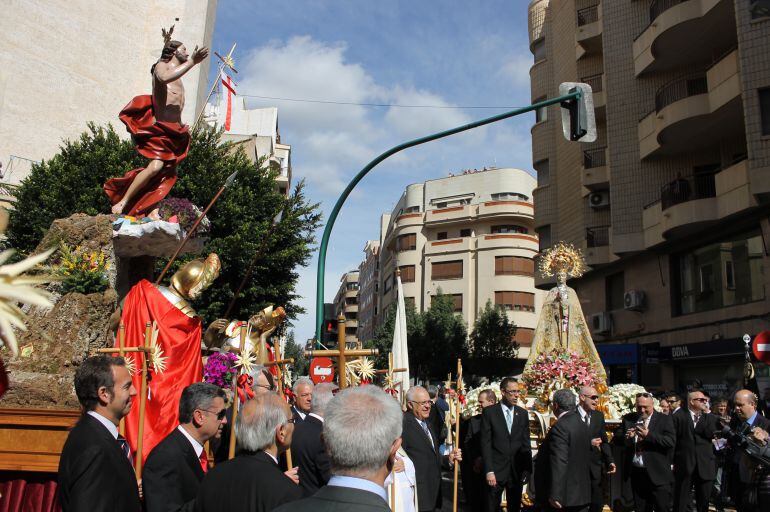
[193,43,236,130]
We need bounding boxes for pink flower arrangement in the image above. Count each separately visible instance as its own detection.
[522,350,599,396]
[203,352,238,389]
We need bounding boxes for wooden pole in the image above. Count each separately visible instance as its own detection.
[274,338,293,470]
[452,358,463,512]
[228,327,248,459]
[337,315,347,388]
[118,324,126,437]
[134,322,152,478]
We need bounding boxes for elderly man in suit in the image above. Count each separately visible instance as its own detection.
[729,389,770,512]
[672,389,720,512]
[292,382,338,496]
[481,378,531,512]
[143,383,227,512]
[577,386,616,512]
[615,392,675,512]
[58,356,140,512]
[275,385,404,512]
[534,388,591,512]
[195,393,302,512]
[292,377,314,423]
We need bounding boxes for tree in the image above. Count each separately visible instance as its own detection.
[283,331,309,378]
[467,300,519,378]
[418,292,467,379]
[8,124,322,324]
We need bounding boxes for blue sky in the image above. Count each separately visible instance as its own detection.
[209,1,535,342]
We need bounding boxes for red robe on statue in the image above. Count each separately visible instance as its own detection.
[103,95,191,216]
[118,279,202,464]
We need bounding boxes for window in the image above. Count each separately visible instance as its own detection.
[605,272,625,311]
[397,233,417,252]
[460,228,472,237]
[760,88,770,136]
[751,1,770,20]
[492,225,529,234]
[432,260,463,280]
[535,159,550,187]
[384,274,392,293]
[437,232,448,240]
[436,202,448,208]
[346,282,359,291]
[495,256,535,276]
[451,294,463,313]
[399,265,416,283]
[534,96,548,123]
[404,205,420,213]
[347,312,357,320]
[536,225,551,251]
[532,39,546,63]
[513,327,535,347]
[345,327,357,335]
[491,192,529,201]
[674,230,765,315]
[345,297,357,305]
[494,291,536,312]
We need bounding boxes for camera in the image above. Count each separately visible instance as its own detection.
[718,425,770,466]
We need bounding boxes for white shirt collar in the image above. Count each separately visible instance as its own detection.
[308,413,324,423]
[177,425,204,458]
[501,402,515,413]
[87,411,119,439]
[294,406,307,420]
[578,406,590,420]
[328,475,388,502]
[264,450,279,465]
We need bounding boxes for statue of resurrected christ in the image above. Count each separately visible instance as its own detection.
[104,26,209,217]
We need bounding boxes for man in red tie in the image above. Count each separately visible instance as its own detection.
[143,383,228,512]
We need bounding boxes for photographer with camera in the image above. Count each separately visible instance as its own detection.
[727,389,770,512]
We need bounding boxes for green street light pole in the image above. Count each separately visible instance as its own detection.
[314,90,583,344]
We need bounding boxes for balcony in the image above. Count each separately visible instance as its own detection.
[424,237,473,256]
[576,4,603,58]
[641,159,754,246]
[477,200,534,220]
[638,50,742,160]
[582,147,609,190]
[633,0,735,77]
[580,73,605,117]
[477,233,539,253]
[584,225,614,266]
[394,212,424,228]
[425,204,473,226]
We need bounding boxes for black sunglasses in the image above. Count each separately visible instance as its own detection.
[202,408,227,420]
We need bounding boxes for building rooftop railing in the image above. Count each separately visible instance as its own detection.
[586,225,610,248]
[583,147,607,169]
[655,74,707,113]
[661,173,716,211]
[577,4,599,26]
[580,73,603,93]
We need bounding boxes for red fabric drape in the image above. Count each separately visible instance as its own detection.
[119,279,202,465]
[0,472,60,512]
[103,95,190,216]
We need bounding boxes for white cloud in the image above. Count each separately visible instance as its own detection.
[498,52,534,91]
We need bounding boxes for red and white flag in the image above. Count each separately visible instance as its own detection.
[220,71,237,131]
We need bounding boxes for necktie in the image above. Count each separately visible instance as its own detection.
[117,435,133,465]
[693,414,700,427]
[199,450,209,473]
[584,413,590,427]
[505,408,513,433]
[419,420,434,449]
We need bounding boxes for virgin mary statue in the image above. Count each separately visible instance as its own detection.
[524,243,607,383]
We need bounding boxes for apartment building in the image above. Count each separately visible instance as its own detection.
[527,0,770,393]
[357,241,381,343]
[333,270,360,346]
[377,167,544,362]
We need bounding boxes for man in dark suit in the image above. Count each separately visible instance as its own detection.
[672,389,720,512]
[291,377,314,423]
[401,385,461,511]
[577,386,616,512]
[274,385,405,512]
[481,378,532,512]
[729,389,770,512]
[292,382,337,496]
[759,387,770,418]
[534,388,591,512]
[614,392,675,512]
[143,383,228,512]
[58,355,141,512]
[195,393,302,512]
[461,389,497,512]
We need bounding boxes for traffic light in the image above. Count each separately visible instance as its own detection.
[322,303,337,343]
[559,82,596,143]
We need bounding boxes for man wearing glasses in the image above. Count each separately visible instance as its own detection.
[672,389,720,512]
[143,383,228,512]
[578,386,615,512]
[481,378,531,512]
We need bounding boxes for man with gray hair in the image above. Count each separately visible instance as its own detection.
[144,382,227,512]
[292,377,314,423]
[275,385,403,512]
[534,388,591,512]
[195,394,302,511]
[292,382,338,496]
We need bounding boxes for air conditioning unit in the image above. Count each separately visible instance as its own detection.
[624,290,646,311]
[589,191,610,209]
[590,312,611,334]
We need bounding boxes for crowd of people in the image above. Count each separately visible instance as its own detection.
[56,355,770,512]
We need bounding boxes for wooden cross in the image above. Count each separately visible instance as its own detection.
[452,358,464,512]
[95,321,153,478]
[194,42,238,129]
[305,315,378,388]
[375,352,407,395]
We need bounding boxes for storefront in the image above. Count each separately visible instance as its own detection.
[660,338,747,398]
[596,343,638,385]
